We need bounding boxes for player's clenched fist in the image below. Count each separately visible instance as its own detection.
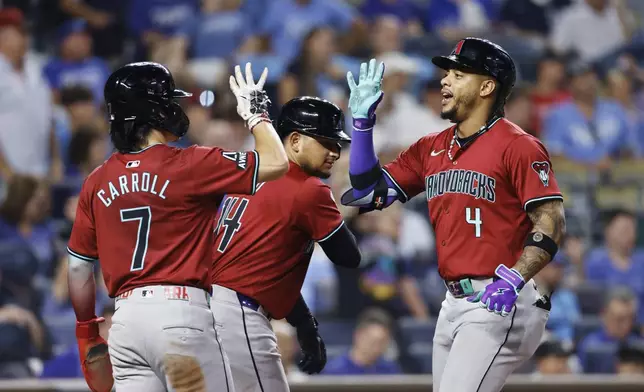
[346,58,385,130]
[467,265,526,317]
[229,62,272,131]
[76,317,113,392]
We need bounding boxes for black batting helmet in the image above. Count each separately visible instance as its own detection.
[432,37,516,116]
[277,97,351,143]
[104,62,192,152]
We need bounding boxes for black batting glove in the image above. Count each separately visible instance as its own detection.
[286,295,327,374]
[295,316,327,374]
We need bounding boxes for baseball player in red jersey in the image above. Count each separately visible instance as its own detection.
[342,38,566,392]
[66,62,288,392]
[210,97,362,392]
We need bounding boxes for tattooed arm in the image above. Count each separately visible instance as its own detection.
[513,199,566,281]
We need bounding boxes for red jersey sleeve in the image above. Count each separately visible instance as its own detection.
[382,138,426,202]
[503,135,563,210]
[295,180,344,242]
[67,181,98,262]
[189,146,259,197]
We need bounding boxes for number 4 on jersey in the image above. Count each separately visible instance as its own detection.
[465,207,482,238]
[216,197,249,253]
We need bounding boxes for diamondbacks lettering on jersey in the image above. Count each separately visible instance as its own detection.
[425,169,496,203]
[97,172,170,207]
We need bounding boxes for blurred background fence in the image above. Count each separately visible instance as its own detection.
[2,0,644,389]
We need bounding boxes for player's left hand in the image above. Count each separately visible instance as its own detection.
[76,317,114,392]
[295,316,327,374]
[467,264,525,317]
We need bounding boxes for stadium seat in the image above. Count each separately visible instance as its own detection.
[407,342,433,373]
[574,283,606,315]
[573,316,603,347]
[609,160,644,185]
[549,157,592,186]
[594,185,642,212]
[317,319,355,346]
[580,342,616,374]
[325,344,350,361]
[398,317,436,344]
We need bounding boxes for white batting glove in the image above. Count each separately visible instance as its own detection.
[229,63,272,131]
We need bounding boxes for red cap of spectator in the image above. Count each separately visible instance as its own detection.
[0,7,25,30]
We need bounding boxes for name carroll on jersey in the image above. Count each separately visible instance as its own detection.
[97,171,170,207]
[425,168,496,202]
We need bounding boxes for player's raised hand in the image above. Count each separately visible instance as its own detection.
[467,265,525,317]
[346,58,385,130]
[229,62,271,130]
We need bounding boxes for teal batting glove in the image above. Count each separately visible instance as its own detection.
[346,58,385,130]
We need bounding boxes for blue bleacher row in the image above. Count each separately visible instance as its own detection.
[311,282,613,375]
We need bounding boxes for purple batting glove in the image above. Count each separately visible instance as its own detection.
[467,265,525,317]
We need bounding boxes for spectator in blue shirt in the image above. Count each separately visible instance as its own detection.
[535,251,581,348]
[578,287,644,373]
[425,0,499,43]
[359,0,424,36]
[542,62,639,167]
[257,0,359,62]
[43,19,110,105]
[127,0,198,61]
[324,308,401,375]
[166,0,258,88]
[585,209,644,324]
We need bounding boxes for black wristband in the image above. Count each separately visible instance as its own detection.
[349,162,382,191]
[286,296,314,328]
[524,232,558,259]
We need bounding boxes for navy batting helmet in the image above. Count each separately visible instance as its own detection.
[104,62,192,152]
[432,37,516,116]
[277,97,351,143]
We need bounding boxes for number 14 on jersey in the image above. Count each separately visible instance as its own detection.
[465,207,482,238]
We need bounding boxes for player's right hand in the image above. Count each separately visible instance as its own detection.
[76,317,114,392]
[229,62,272,131]
[295,316,327,374]
[346,58,385,129]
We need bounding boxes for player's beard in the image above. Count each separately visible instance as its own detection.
[440,90,476,123]
[300,162,332,179]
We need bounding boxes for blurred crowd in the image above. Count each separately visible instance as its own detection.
[1,0,644,381]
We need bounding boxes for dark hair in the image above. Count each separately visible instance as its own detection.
[0,175,39,225]
[60,85,94,106]
[602,208,636,228]
[356,307,394,331]
[618,342,644,364]
[109,120,151,153]
[68,126,102,167]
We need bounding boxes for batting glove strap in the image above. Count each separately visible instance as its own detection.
[242,91,272,131]
[495,264,525,292]
[76,317,105,339]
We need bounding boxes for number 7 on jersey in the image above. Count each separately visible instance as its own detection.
[465,207,482,238]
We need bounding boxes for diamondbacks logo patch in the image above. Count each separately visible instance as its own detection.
[222,151,248,170]
[532,161,550,187]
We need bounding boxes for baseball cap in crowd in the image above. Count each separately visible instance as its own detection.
[57,19,89,44]
[566,59,598,78]
[0,7,25,31]
[534,339,571,359]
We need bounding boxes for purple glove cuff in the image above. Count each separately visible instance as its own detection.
[353,117,375,130]
[495,264,525,291]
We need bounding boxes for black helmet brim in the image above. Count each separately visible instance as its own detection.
[297,128,351,143]
[172,89,192,98]
[432,55,492,77]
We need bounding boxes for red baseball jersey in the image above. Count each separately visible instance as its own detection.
[211,162,344,319]
[68,144,259,297]
[384,118,563,280]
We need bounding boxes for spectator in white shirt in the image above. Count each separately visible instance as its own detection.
[0,8,62,181]
[372,52,445,155]
[550,0,635,62]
